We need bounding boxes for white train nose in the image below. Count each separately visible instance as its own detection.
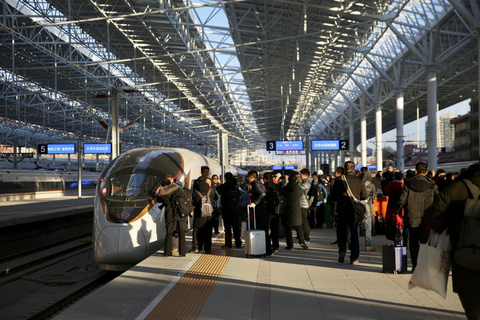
[95,226,147,269]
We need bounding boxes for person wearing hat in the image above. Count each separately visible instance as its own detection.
[274,173,282,184]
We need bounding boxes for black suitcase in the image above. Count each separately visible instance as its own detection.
[382,245,407,273]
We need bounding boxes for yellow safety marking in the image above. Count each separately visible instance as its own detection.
[145,234,232,320]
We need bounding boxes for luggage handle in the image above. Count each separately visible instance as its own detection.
[247,204,256,230]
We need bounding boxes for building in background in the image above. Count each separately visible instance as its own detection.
[470,98,479,161]
[449,98,479,162]
[426,113,456,152]
[451,112,471,162]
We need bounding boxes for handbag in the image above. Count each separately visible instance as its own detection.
[341,175,369,224]
[408,229,451,298]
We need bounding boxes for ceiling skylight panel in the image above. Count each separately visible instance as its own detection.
[385,35,402,60]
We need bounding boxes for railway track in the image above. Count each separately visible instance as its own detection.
[0,236,120,320]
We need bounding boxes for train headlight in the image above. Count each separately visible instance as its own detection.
[102,187,107,195]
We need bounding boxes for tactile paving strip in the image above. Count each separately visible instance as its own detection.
[145,234,232,320]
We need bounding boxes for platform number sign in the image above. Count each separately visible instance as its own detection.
[266,140,276,151]
[37,143,76,155]
[339,140,349,150]
[38,144,48,154]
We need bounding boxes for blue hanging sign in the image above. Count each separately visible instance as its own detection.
[83,143,112,154]
[275,140,303,151]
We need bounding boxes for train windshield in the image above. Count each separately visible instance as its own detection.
[107,168,163,198]
[109,172,148,197]
[102,149,184,199]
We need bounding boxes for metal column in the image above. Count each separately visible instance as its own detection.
[396,88,405,172]
[111,87,120,159]
[361,96,367,167]
[77,136,82,199]
[340,117,346,165]
[349,107,355,162]
[305,134,310,172]
[427,68,438,171]
[375,102,383,171]
[217,132,228,181]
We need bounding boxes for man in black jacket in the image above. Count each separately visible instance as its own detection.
[157,179,187,257]
[330,161,368,264]
[424,162,480,319]
[264,172,282,252]
[216,172,242,249]
[247,170,272,256]
[191,179,217,254]
[394,162,438,271]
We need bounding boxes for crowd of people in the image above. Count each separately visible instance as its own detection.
[155,161,480,319]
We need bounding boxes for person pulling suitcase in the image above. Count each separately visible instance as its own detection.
[246,170,273,255]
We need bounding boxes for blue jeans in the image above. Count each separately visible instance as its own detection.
[364,214,372,248]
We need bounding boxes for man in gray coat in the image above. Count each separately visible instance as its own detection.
[394,162,438,272]
[282,174,308,250]
[299,168,313,243]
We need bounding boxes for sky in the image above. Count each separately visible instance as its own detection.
[371,98,471,150]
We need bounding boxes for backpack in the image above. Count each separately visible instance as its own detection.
[267,186,285,215]
[195,189,213,217]
[456,179,480,271]
[321,178,330,195]
[275,192,286,215]
[365,181,377,202]
[171,188,194,219]
[238,186,250,207]
[308,183,325,208]
[227,188,240,211]
[266,186,280,207]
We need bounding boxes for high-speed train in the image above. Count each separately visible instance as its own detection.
[94,148,246,271]
[0,169,99,201]
[404,160,478,173]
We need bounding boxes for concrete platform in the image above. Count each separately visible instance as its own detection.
[53,226,466,320]
[0,193,94,227]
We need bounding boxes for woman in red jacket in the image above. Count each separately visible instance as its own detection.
[383,171,405,245]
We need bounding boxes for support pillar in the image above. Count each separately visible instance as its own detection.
[111,87,120,159]
[478,35,480,160]
[13,141,17,169]
[340,117,346,165]
[349,107,355,162]
[305,134,310,172]
[334,151,339,171]
[217,132,228,181]
[77,136,82,199]
[427,68,438,171]
[396,88,405,172]
[361,96,367,167]
[375,103,383,171]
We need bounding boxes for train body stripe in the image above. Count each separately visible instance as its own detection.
[128,199,157,223]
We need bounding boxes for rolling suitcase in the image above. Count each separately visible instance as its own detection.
[382,244,408,273]
[245,205,266,257]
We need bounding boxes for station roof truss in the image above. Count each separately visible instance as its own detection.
[0,0,478,155]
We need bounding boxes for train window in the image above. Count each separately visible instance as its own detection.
[104,163,166,199]
[109,173,148,197]
[126,173,146,196]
